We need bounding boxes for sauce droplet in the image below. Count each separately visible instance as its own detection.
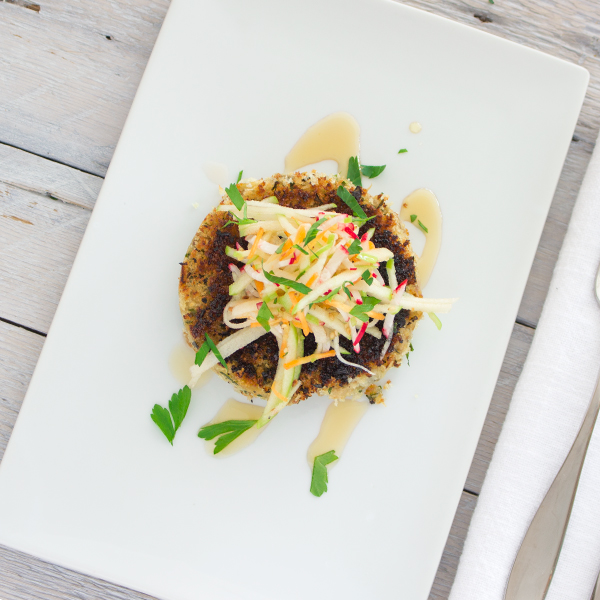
[399,189,442,288]
[169,343,212,388]
[409,121,422,134]
[203,399,266,458]
[285,112,360,178]
[307,400,369,468]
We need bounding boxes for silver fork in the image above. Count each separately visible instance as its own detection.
[504,263,600,600]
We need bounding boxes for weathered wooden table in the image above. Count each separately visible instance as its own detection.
[0,0,598,598]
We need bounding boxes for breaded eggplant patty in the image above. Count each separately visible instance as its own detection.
[179,172,422,403]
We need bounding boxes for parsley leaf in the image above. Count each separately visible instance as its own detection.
[398,149,408,154]
[314,287,340,304]
[303,217,327,246]
[347,238,362,255]
[275,241,286,254]
[410,214,417,223]
[198,419,257,454]
[337,186,367,220]
[225,183,245,211]
[194,342,210,367]
[349,296,381,322]
[169,385,191,432]
[293,244,309,255]
[352,215,377,227]
[263,269,312,295]
[151,405,175,445]
[310,450,339,497]
[418,220,428,233]
[195,340,210,367]
[342,285,352,300]
[204,333,227,369]
[361,164,386,178]
[256,301,273,332]
[361,270,373,285]
[237,170,243,183]
[347,156,362,187]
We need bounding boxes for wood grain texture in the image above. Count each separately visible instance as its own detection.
[429,491,478,600]
[0,321,44,457]
[0,0,169,176]
[0,150,97,333]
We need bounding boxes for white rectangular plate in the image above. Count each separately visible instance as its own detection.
[0,1,588,598]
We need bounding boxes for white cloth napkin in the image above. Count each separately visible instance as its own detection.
[449,132,600,600]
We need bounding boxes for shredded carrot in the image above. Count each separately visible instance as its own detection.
[293,224,306,244]
[279,322,289,358]
[367,311,385,320]
[247,228,264,260]
[288,290,300,305]
[315,230,329,243]
[272,387,289,402]
[280,248,295,261]
[367,241,375,250]
[277,239,295,261]
[324,300,354,313]
[250,322,262,328]
[306,273,318,287]
[284,350,336,370]
[297,310,311,336]
[255,281,264,293]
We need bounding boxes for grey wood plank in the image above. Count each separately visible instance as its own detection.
[0,321,44,457]
[0,165,96,333]
[429,491,478,600]
[0,143,102,211]
[0,0,169,177]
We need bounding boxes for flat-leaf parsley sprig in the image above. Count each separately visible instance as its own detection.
[310,450,339,497]
[151,385,191,445]
[198,420,258,454]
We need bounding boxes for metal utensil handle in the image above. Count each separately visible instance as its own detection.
[592,575,600,600]
[504,371,600,600]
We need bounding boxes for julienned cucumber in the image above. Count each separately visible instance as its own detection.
[280,324,298,397]
[229,272,252,296]
[257,324,301,428]
[278,292,293,312]
[225,246,247,261]
[294,330,304,381]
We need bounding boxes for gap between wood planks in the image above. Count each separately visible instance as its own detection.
[0,316,46,337]
[1,0,40,13]
[0,139,101,180]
